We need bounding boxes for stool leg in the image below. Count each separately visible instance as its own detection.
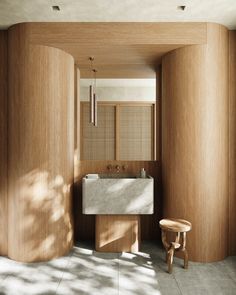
[175,232,180,244]
[183,249,188,269]
[182,232,188,269]
[161,230,170,263]
[167,244,175,274]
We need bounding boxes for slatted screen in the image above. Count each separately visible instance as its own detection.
[81,103,115,160]
[81,103,154,160]
[119,105,153,160]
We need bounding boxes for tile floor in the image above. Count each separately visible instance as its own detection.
[0,242,236,295]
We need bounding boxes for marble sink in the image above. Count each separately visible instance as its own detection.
[82,174,154,214]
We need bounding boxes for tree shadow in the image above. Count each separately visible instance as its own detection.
[8,168,74,262]
[0,242,164,295]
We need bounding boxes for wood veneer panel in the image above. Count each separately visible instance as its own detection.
[8,24,74,262]
[73,160,161,242]
[74,66,79,158]
[96,215,140,252]
[74,67,80,179]
[29,22,207,45]
[11,22,207,78]
[162,23,229,262]
[156,66,162,162]
[229,30,236,255]
[0,31,8,256]
[79,65,156,79]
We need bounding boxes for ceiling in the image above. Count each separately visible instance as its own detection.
[80,79,156,88]
[75,44,183,78]
[26,22,205,78]
[2,1,232,78]
[0,0,236,29]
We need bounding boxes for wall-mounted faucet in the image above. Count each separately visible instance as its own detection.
[106,164,127,172]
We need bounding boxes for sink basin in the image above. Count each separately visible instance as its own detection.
[82,174,154,215]
[95,173,137,179]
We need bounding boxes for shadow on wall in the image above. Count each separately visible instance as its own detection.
[97,223,138,251]
[11,169,73,262]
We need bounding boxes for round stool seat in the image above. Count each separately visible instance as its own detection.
[159,218,191,233]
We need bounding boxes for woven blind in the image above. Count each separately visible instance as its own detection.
[119,105,153,160]
[81,104,115,160]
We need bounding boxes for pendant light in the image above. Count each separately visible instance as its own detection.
[89,57,98,127]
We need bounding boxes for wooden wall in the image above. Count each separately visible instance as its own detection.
[73,161,161,243]
[162,23,229,262]
[1,21,235,262]
[7,24,74,262]
[0,31,8,256]
[17,22,208,78]
[229,30,236,256]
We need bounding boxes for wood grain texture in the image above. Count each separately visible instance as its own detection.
[79,65,156,79]
[15,22,207,78]
[73,160,161,242]
[8,24,74,262]
[0,31,8,256]
[162,23,229,262]
[29,22,206,45]
[156,66,162,162]
[96,215,140,252]
[159,219,192,233]
[229,30,236,255]
[160,219,192,273]
[74,66,80,161]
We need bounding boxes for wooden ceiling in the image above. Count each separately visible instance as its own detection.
[26,22,207,78]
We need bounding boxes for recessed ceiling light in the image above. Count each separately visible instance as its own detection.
[177,5,186,11]
[52,5,60,11]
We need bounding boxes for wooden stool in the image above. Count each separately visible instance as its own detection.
[159,218,192,274]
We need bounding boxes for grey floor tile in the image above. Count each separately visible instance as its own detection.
[0,274,8,295]
[0,272,59,295]
[173,257,235,293]
[118,252,161,295]
[172,255,236,295]
[56,247,119,295]
[177,278,236,295]
[0,242,235,295]
[0,253,72,295]
[158,278,182,295]
[214,257,236,282]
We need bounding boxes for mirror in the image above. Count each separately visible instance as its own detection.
[80,78,156,161]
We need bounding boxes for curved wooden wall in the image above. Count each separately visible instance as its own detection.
[0,31,8,256]
[229,31,236,256]
[8,24,74,262]
[162,23,229,262]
